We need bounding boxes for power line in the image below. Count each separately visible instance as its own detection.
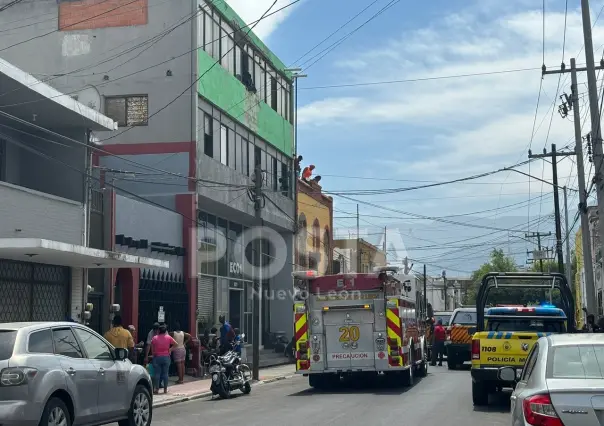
[299,67,543,90]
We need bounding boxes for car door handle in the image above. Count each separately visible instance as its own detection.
[67,368,76,376]
[98,368,105,375]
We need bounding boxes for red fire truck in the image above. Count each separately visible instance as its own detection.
[292,267,428,389]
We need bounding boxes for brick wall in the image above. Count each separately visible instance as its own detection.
[59,0,148,31]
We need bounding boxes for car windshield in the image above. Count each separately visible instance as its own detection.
[0,330,18,360]
[487,318,566,333]
[451,311,476,325]
[435,315,451,325]
[550,345,604,379]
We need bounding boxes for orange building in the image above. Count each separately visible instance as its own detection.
[296,178,333,275]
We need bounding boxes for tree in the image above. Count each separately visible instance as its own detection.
[464,249,550,306]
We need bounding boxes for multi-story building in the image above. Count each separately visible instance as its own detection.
[0,0,296,342]
[0,58,166,327]
[332,238,387,273]
[296,177,333,274]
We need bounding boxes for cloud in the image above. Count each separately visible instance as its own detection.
[225,0,299,40]
[297,1,600,185]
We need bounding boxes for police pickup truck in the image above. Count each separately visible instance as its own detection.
[469,272,574,406]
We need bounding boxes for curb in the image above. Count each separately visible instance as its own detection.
[153,374,296,408]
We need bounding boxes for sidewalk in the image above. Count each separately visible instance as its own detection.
[153,364,296,408]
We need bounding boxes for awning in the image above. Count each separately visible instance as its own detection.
[0,238,169,269]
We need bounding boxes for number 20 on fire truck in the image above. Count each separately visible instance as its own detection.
[291,267,429,389]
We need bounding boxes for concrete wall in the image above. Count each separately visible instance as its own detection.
[0,0,196,146]
[269,232,294,337]
[0,126,87,245]
[115,194,184,276]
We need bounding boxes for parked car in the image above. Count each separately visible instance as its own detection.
[499,333,604,426]
[0,322,153,426]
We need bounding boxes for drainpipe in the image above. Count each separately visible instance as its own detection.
[82,128,93,324]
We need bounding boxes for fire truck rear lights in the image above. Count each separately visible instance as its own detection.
[322,306,329,311]
[387,337,397,346]
[363,304,370,309]
[390,350,400,357]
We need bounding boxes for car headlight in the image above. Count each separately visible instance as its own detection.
[209,365,221,373]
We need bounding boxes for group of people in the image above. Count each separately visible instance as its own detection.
[103,315,191,395]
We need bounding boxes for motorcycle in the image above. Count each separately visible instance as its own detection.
[209,333,252,399]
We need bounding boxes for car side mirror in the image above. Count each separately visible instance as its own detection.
[497,366,516,382]
[115,347,129,361]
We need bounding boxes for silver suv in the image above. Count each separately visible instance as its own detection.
[0,322,153,426]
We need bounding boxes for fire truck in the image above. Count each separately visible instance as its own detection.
[292,267,428,389]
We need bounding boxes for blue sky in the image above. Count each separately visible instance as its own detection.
[226,0,604,275]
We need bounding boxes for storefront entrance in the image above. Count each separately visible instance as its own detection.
[229,288,243,331]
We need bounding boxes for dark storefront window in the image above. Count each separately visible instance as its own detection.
[216,218,228,276]
[199,212,217,275]
[228,222,243,279]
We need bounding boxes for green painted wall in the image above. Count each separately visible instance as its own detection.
[198,51,294,156]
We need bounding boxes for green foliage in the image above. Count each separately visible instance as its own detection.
[464,249,559,306]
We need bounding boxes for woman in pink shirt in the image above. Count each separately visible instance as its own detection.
[151,324,177,394]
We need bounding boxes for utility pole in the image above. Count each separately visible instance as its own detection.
[581,0,604,292]
[383,226,387,265]
[551,144,565,274]
[356,204,360,273]
[541,57,598,314]
[423,264,427,317]
[525,232,552,272]
[442,270,447,311]
[252,162,263,381]
[571,57,596,314]
[563,186,572,288]
[528,145,572,274]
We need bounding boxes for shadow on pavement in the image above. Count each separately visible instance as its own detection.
[472,391,512,413]
[288,374,428,397]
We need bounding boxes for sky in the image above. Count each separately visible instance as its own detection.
[226,0,604,276]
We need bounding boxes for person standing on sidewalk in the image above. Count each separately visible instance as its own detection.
[170,321,191,384]
[151,324,178,394]
[430,319,446,366]
[104,315,134,352]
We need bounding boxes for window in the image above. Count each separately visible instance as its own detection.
[28,329,54,354]
[220,125,228,166]
[52,328,83,358]
[216,218,228,276]
[280,162,289,196]
[487,318,565,333]
[520,344,539,382]
[204,12,213,57]
[0,331,17,360]
[270,76,278,111]
[105,95,148,127]
[204,114,213,157]
[211,14,220,61]
[451,311,477,325]
[272,156,278,191]
[550,345,604,379]
[242,138,249,176]
[73,328,112,360]
[0,139,5,182]
[254,146,261,167]
[221,22,234,74]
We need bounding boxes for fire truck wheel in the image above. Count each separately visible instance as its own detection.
[417,360,428,377]
[472,380,489,406]
[447,357,457,370]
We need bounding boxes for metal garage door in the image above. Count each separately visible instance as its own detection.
[197,275,215,323]
[0,259,69,322]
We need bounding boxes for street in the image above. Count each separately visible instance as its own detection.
[148,366,511,426]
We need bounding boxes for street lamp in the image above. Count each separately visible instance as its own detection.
[284,68,307,234]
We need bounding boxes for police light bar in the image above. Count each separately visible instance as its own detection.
[373,266,399,274]
[292,270,317,280]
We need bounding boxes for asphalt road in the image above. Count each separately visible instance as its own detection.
[148,364,512,426]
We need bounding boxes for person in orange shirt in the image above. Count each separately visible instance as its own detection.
[302,164,315,180]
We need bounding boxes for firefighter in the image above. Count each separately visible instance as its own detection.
[430,319,446,366]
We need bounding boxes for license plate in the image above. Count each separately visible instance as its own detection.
[516,369,522,380]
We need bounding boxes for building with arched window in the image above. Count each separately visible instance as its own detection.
[296,178,333,275]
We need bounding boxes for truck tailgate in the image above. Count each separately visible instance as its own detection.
[323,307,375,369]
[476,331,549,367]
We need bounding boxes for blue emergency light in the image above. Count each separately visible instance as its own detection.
[486,306,566,318]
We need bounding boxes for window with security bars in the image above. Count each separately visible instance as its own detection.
[104,95,148,127]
